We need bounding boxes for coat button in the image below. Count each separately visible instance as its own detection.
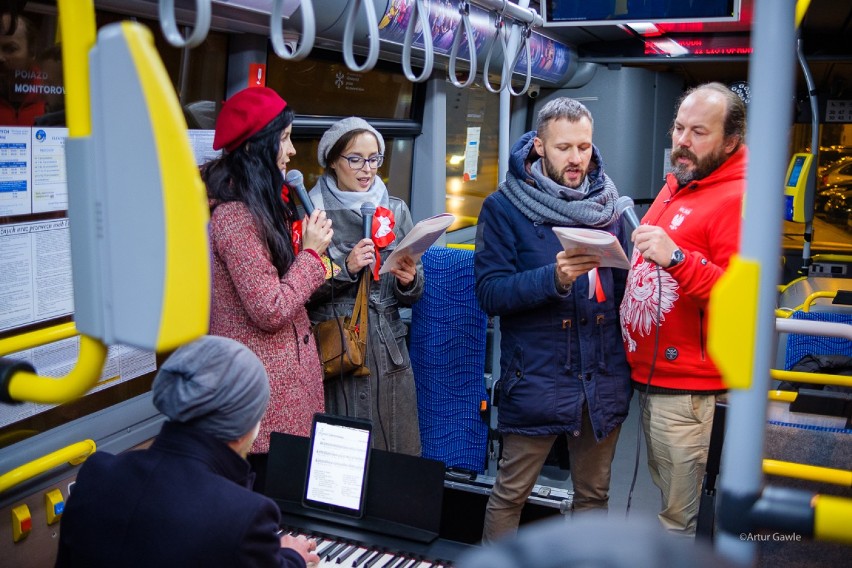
[359,392,367,400]
[585,375,591,381]
[573,430,580,437]
[303,334,310,344]
[580,317,587,325]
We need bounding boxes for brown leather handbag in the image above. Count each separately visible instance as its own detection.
[313,271,370,380]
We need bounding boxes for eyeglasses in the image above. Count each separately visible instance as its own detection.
[340,154,384,170]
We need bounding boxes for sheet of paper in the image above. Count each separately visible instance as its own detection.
[379,213,455,275]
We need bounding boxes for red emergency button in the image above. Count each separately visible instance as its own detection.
[12,504,31,542]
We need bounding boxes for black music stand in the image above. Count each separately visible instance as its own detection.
[264,431,445,544]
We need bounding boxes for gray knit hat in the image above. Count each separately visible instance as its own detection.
[152,336,269,442]
[317,117,385,167]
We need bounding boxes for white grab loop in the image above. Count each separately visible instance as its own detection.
[482,15,509,93]
[506,23,532,96]
[158,0,211,49]
[270,0,316,61]
[402,0,434,82]
[343,0,380,73]
[448,2,478,89]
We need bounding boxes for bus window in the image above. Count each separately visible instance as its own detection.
[786,122,852,254]
[266,50,416,120]
[445,84,500,231]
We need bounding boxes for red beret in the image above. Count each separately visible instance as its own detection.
[212,87,288,152]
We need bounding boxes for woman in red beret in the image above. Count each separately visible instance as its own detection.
[202,87,333,453]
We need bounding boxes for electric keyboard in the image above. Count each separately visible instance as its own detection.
[279,512,473,567]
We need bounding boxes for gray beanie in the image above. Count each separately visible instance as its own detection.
[317,117,385,167]
[152,336,270,442]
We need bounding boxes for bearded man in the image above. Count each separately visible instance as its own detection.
[475,97,631,542]
[620,82,747,536]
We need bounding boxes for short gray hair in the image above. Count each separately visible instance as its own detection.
[535,98,594,139]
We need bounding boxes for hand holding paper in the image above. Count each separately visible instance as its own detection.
[379,213,455,275]
[552,227,630,270]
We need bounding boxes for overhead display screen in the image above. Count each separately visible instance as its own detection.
[543,0,740,26]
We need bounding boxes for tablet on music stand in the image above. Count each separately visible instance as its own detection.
[302,413,373,519]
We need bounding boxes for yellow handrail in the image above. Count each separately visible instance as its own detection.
[771,369,852,389]
[768,390,798,403]
[763,459,852,487]
[0,439,96,494]
[447,243,475,250]
[800,290,838,312]
[7,336,108,404]
[810,253,852,264]
[60,0,94,137]
[813,494,852,544]
[0,322,78,357]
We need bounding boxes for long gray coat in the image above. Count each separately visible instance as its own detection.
[307,195,424,455]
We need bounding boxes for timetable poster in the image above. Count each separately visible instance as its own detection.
[0,127,31,217]
[0,126,69,217]
[0,218,74,333]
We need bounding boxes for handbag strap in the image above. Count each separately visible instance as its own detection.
[349,270,370,341]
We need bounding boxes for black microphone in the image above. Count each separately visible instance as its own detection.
[615,195,641,232]
[360,202,376,240]
[284,169,314,216]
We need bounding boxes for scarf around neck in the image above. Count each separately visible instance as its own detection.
[310,174,389,213]
[500,159,619,228]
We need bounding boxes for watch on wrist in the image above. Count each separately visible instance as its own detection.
[669,248,685,268]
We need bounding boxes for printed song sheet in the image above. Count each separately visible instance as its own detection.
[379,213,455,275]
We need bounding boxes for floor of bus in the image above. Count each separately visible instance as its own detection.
[539,392,660,519]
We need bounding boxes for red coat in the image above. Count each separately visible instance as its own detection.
[620,146,747,392]
[209,201,326,452]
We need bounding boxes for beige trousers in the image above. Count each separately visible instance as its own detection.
[639,392,718,536]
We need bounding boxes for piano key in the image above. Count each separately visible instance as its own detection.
[365,551,394,568]
[352,548,378,567]
[336,544,361,564]
[317,540,340,558]
[328,542,353,562]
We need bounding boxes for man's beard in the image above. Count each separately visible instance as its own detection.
[542,152,587,189]
[671,146,729,185]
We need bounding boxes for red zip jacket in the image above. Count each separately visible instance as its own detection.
[620,146,747,391]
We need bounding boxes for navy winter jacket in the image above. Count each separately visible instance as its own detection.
[474,132,632,440]
[56,422,305,568]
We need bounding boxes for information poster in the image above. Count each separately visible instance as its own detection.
[187,129,217,166]
[0,126,69,216]
[0,218,74,333]
[463,126,481,182]
[0,127,31,217]
[31,127,69,213]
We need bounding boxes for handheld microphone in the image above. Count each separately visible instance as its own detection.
[615,195,641,232]
[360,202,376,240]
[284,169,314,216]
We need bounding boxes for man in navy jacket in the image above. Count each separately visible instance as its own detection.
[475,98,631,542]
[56,336,319,568]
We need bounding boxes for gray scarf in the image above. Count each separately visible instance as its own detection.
[500,160,619,228]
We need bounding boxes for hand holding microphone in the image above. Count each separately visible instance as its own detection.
[347,202,376,274]
[286,170,333,255]
[615,195,641,233]
[618,196,681,267]
[285,169,314,216]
